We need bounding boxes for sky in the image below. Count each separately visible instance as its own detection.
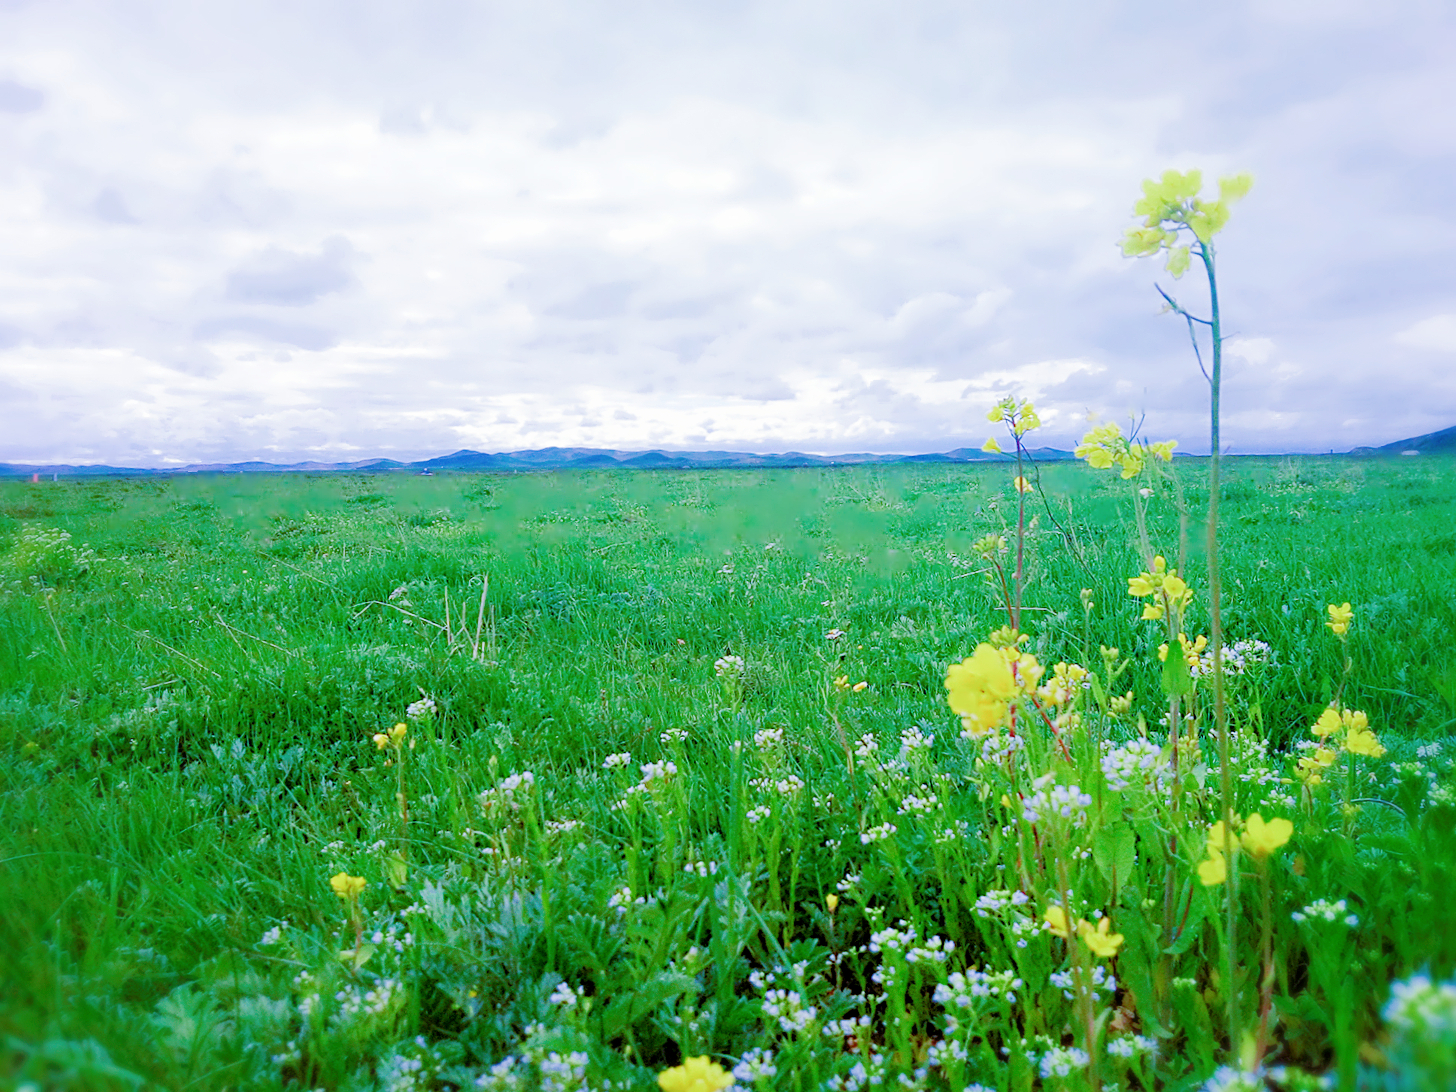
[1,0,1455,466]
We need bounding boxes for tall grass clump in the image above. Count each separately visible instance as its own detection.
[2,180,1456,1091]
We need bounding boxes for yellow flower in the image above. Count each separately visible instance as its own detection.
[825,894,839,913]
[1043,904,1073,939]
[1198,849,1227,886]
[1296,747,1338,786]
[945,644,1018,736]
[1345,725,1385,758]
[658,1056,735,1092]
[851,680,868,693]
[1326,602,1353,636]
[1150,439,1177,462]
[330,873,366,900]
[1311,707,1341,742]
[373,733,391,749]
[987,404,1005,423]
[1240,813,1293,860]
[1037,661,1090,708]
[1078,916,1125,958]
[1013,476,1033,493]
[981,436,1002,453]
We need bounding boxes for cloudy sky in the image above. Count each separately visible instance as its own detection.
[2,0,1454,466]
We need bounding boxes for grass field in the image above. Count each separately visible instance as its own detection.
[3,455,1455,1091]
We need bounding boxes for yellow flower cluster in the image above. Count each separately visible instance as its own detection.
[1037,661,1090,708]
[1311,706,1385,761]
[1326,602,1353,636]
[986,397,1041,437]
[1197,813,1292,886]
[330,872,367,900]
[944,643,1043,738]
[1043,905,1125,959]
[1122,168,1253,275]
[1127,556,1194,621]
[1074,423,1176,480]
[373,722,409,750]
[658,1056,735,1092]
[1157,632,1207,669]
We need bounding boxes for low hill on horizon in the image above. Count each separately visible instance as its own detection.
[1,427,1452,478]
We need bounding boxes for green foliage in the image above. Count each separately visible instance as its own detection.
[0,462,1454,1089]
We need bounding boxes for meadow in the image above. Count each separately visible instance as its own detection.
[3,453,1455,1091]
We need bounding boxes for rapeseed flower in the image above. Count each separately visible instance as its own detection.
[1128,556,1195,620]
[1078,916,1125,959]
[945,644,1018,737]
[1326,602,1353,636]
[1240,814,1293,860]
[1043,905,1073,939]
[658,1056,735,1092]
[982,436,1002,453]
[331,873,366,900]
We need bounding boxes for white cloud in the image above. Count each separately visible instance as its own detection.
[1394,314,1456,353]
[0,0,1454,463]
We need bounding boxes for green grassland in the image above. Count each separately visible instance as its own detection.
[3,456,1455,1091]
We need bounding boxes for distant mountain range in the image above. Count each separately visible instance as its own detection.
[2,426,1452,479]
[0,445,1069,478]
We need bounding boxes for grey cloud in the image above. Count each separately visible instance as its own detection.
[225,237,357,307]
[93,187,139,224]
[547,281,636,321]
[0,78,43,112]
[193,316,338,351]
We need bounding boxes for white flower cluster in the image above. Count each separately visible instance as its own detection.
[1039,1047,1090,1080]
[754,727,784,748]
[1292,897,1359,927]
[714,654,746,679]
[548,981,587,1009]
[606,884,656,917]
[933,820,972,845]
[602,752,632,769]
[684,858,720,876]
[1197,1067,1265,1092]
[1101,738,1168,792]
[639,760,678,783]
[897,790,941,816]
[746,805,772,824]
[660,727,690,744]
[905,935,955,964]
[979,731,1027,763]
[1193,638,1273,679]
[1384,972,1456,1036]
[899,725,935,752]
[368,920,415,955]
[405,696,436,721]
[1106,1035,1158,1060]
[733,1048,778,1081]
[763,989,817,1034]
[972,889,1031,919]
[331,977,403,1030]
[867,921,917,955]
[1020,773,1092,824]
[1050,965,1116,1002]
[479,771,535,813]
[933,968,1022,1016]
[853,734,879,758]
[859,822,897,844]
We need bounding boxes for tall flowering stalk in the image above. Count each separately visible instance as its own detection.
[1121,167,1252,1062]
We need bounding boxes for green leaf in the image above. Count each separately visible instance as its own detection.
[599,971,696,1039]
[1093,822,1137,888]
[386,850,408,889]
[1161,644,1193,697]
[1165,887,1207,957]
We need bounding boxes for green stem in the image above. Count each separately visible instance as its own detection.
[1200,240,1239,1059]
